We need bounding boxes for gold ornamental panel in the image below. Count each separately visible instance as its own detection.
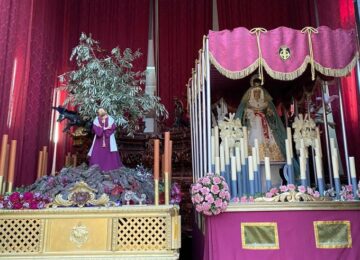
[314,221,352,248]
[45,218,109,252]
[0,218,43,254]
[241,222,279,250]
[112,216,170,251]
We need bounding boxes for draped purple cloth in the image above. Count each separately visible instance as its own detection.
[209,26,358,80]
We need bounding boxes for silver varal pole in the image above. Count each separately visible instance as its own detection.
[200,53,208,174]
[337,78,351,185]
[205,38,212,173]
[322,81,334,188]
[188,85,195,183]
[192,78,199,182]
[196,65,204,178]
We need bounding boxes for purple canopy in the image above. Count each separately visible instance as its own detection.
[209,26,358,81]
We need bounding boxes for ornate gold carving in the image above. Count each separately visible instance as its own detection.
[255,190,331,202]
[69,222,89,248]
[50,181,113,208]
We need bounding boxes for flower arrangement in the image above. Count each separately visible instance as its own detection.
[191,174,230,216]
[265,184,320,198]
[0,192,52,210]
[170,182,182,204]
[324,183,360,201]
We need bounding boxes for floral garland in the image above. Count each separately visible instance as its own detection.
[325,182,360,201]
[0,191,52,210]
[265,184,320,198]
[191,174,230,216]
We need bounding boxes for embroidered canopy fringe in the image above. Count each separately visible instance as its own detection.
[314,53,359,78]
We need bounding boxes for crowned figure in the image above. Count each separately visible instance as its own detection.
[235,75,286,161]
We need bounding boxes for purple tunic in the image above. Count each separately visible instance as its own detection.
[89,117,123,171]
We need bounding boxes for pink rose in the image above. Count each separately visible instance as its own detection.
[248,196,254,203]
[222,201,228,209]
[298,186,306,193]
[195,204,203,212]
[313,191,320,198]
[205,194,214,204]
[287,184,296,191]
[240,196,248,203]
[270,188,278,195]
[225,193,230,200]
[200,187,210,195]
[345,185,353,192]
[210,185,220,194]
[215,198,223,207]
[201,177,211,185]
[223,182,229,190]
[23,192,34,201]
[194,194,203,203]
[12,202,23,209]
[280,185,288,192]
[232,197,240,203]
[9,192,20,203]
[202,203,211,211]
[203,210,212,216]
[307,187,314,195]
[265,192,273,198]
[219,190,227,199]
[29,201,38,209]
[213,176,222,185]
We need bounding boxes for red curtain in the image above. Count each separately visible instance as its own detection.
[217,0,316,30]
[158,0,212,125]
[0,0,149,187]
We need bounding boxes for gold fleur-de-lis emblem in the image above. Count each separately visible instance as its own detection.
[279,46,291,60]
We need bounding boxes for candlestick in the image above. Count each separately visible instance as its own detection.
[214,126,219,157]
[224,137,230,165]
[315,155,324,196]
[265,157,271,181]
[215,157,220,175]
[235,147,242,196]
[243,127,248,157]
[169,140,173,178]
[287,127,293,158]
[220,145,225,173]
[154,139,160,180]
[164,132,170,173]
[161,154,165,180]
[240,138,245,165]
[42,146,48,175]
[330,138,335,156]
[248,155,254,195]
[235,147,241,172]
[332,150,339,179]
[349,157,358,198]
[37,151,44,179]
[252,147,258,172]
[254,139,260,164]
[7,140,17,192]
[285,139,292,165]
[231,156,238,198]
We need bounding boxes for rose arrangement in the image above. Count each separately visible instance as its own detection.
[265,184,320,198]
[191,173,230,216]
[0,192,52,210]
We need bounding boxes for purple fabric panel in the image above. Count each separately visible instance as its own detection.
[312,26,357,70]
[204,210,360,260]
[261,27,308,73]
[208,28,258,71]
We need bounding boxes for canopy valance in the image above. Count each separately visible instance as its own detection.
[209,26,358,81]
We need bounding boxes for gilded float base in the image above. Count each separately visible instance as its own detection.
[0,205,181,260]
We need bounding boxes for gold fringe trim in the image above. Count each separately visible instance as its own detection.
[314,52,359,77]
[262,56,311,81]
[209,52,259,79]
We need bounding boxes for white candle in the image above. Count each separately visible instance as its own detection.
[214,126,219,157]
[332,149,339,178]
[254,138,260,164]
[211,135,215,165]
[300,155,306,180]
[243,126,248,157]
[224,137,230,165]
[248,155,254,180]
[315,155,323,178]
[287,127,293,158]
[240,138,245,165]
[349,157,356,178]
[315,138,322,157]
[215,157,220,175]
[265,157,271,181]
[220,145,225,172]
[235,147,241,172]
[252,147,258,171]
[285,139,292,165]
[316,127,320,140]
[330,138,335,156]
[231,156,237,181]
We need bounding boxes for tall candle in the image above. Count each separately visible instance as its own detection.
[72,154,77,168]
[164,132,170,173]
[285,139,292,165]
[349,157,356,178]
[330,138,335,156]
[220,145,225,172]
[265,157,271,181]
[332,151,339,178]
[0,134,8,177]
[224,137,230,165]
[243,127,248,157]
[211,135,215,165]
[215,157,220,175]
[169,140,173,176]
[235,147,241,172]
[287,127,293,158]
[154,139,160,180]
[214,126,219,157]
[37,151,43,179]
[161,154,165,179]
[240,138,245,165]
[231,156,237,181]
[315,155,323,178]
[43,146,48,175]
[254,139,260,164]
[300,156,306,180]
[7,140,17,184]
[248,156,254,180]
[252,147,258,171]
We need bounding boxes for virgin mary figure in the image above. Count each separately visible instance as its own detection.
[235,75,286,161]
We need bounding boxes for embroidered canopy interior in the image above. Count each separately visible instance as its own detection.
[209,26,358,82]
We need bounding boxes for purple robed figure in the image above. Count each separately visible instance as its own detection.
[88,109,122,171]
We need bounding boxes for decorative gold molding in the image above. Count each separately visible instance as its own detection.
[254,190,331,202]
[49,181,113,208]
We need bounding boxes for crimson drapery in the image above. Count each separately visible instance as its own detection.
[0,0,149,186]
[158,0,212,125]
